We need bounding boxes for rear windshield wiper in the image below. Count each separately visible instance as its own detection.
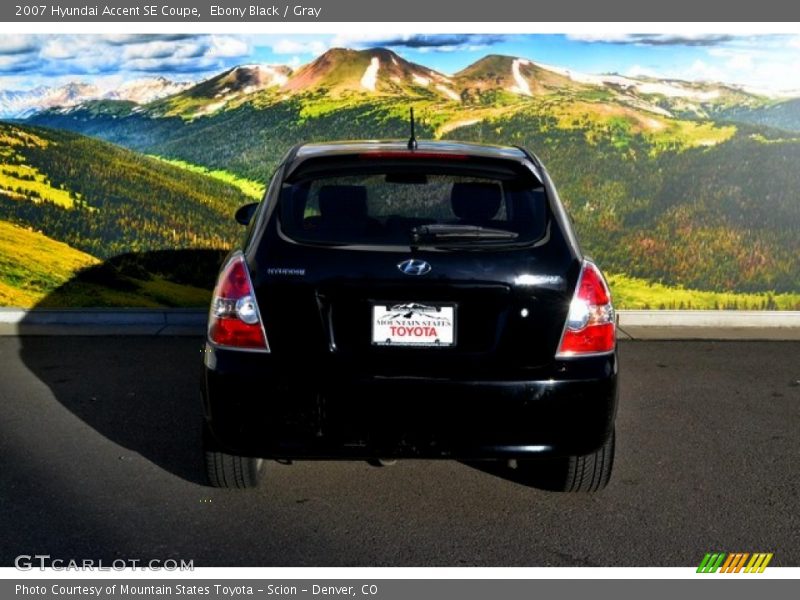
[411,224,519,244]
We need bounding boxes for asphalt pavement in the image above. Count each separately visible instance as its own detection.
[0,337,798,567]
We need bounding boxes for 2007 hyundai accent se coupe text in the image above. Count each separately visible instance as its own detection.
[201,134,618,492]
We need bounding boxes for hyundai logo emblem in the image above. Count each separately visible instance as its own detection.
[398,259,432,276]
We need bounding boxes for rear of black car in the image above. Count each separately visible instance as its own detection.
[202,141,618,491]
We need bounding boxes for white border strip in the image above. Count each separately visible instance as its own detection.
[619,310,800,328]
[3,22,800,34]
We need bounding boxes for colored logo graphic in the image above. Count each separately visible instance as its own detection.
[697,553,773,573]
[380,303,450,323]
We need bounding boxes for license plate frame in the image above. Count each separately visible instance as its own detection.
[371,302,457,347]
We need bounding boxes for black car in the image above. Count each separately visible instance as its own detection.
[202,138,618,492]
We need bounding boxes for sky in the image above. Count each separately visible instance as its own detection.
[2,33,800,94]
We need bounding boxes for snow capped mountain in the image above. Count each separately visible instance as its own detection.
[6,48,800,122]
[106,77,192,104]
[532,61,761,103]
[0,87,50,118]
[0,77,191,118]
[143,64,294,117]
[0,83,101,118]
[281,48,454,99]
[233,64,292,90]
[180,64,292,99]
[453,54,582,100]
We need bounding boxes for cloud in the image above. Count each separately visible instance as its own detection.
[271,39,327,55]
[38,53,119,76]
[0,53,40,73]
[330,33,507,50]
[267,33,508,59]
[23,34,251,78]
[101,34,198,46]
[207,36,249,58]
[123,40,210,61]
[0,35,39,55]
[617,40,800,92]
[685,59,727,81]
[708,47,758,68]
[40,39,78,60]
[124,57,218,73]
[566,33,633,44]
[624,64,662,78]
[123,41,195,60]
[568,33,735,46]
[0,36,41,73]
[116,36,248,71]
[723,53,754,72]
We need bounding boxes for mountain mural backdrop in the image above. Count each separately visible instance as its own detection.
[2,46,799,309]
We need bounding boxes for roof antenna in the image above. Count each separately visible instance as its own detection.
[407,107,418,150]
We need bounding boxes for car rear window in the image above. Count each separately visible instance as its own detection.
[278,157,548,248]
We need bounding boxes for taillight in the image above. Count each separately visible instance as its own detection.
[208,253,269,352]
[556,260,615,358]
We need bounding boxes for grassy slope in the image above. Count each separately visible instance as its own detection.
[148,155,265,199]
[0,128,76,207]
[0,220,211,308]
[608,273,800,311]
[0,163,75,208]
[0,220,97,306]
[0,122,256,307]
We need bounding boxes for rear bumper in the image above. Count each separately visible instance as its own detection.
[202,346,618,459]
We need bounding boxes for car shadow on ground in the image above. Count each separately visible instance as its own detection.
[17,248,227,486]
[16,248,563,491]
[459,459,571,490]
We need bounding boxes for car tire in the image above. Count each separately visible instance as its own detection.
[367,458,398,467]
[516,429,615,492]
[204,427,264,489]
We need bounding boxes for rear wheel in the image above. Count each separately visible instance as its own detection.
[367,458,398,467]
[204,427,264,489]
[515,429,615,492]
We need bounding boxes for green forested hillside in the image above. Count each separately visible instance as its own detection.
[0,122,252,306]
[29,95,800,295]
[0,122,247,257]
[718,98,800,132]
[447,114,800,293]
[20,48,800,302]
[29,99,430,181]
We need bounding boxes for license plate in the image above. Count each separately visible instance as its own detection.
[372,303,455,347]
